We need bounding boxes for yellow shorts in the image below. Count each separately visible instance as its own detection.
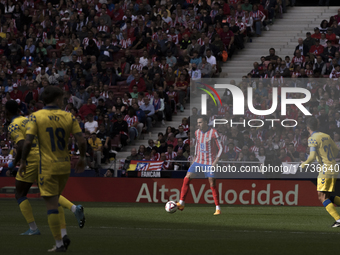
[38,173,70,197]
[317,177,337,192]
[15,163,38,184]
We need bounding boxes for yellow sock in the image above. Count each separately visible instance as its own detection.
[58,195,74,211]
[18,197,35,224]
[47,210,62,240]
[58,206,66,230]
[330,196,340,206]
[323,199,340,221]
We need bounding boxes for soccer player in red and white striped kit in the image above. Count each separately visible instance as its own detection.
[176,115,223,215]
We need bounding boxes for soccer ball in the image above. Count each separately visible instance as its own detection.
[165,201,178,213]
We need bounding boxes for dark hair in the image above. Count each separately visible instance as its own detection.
[198,115,209,123]
[306,117,318,131]
[168,144,174,148]
[5,100,19,116]
[42,86,64,105]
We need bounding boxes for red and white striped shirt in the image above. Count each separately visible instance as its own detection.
[130,63,143,73]
[124,115,138,127]
[120,38,132,49]
[98,26,109,33]
[249,145,260,156]
[223,145,242,153]
[100,91,109,99]
[197,37,205,46]
[165,151,177,160]
[194,128,223,165]
[330,70,340,79]
[82,37,98,49]
[271,76,284,85]
[305,69,313,76]
[291,56,305,66]
[251,10,265,21]
[218,105,230,116]
[151,153,161,161]
[168,34,179,44]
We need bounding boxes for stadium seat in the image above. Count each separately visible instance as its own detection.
[108,86,119,92]
[113,92,125,99]
[119,86,129,92]
[117,80,127,86]
[130,50,139,56]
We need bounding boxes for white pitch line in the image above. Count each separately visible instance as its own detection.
[64,225,340,235]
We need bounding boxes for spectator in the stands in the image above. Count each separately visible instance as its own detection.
[198,56,212,78]
[88,132,102,168]
[173,149,188,170]
[23,83,39,105]
[309,39,324,57]
[176,125,188,139]
[167,132,178,148]
[140,97,154,133]
[79,98,97,117]
[295,38,309,56]
[85,114,98,134]
[110,113,129,148]
[311,27,322,40]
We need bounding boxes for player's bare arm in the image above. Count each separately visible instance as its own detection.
[18,134,35,177]
[301,147,316,168]
[12,140,24,167]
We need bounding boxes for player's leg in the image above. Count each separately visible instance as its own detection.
[40,173,70,251]
[15,180,40,235]
[58,195,86,228]
[177,171,192,210]
[208,177,221,215]
[317,178,340,227]
[57,204,71,250]
[177,162,201,210]
[44,195,65,251]
[330,195,340,206]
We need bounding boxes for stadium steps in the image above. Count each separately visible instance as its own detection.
[221,6,340,81]
[111,108,192,163]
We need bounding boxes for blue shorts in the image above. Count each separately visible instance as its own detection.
[188,162,214,178]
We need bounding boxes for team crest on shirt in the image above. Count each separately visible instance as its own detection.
[8,124,19,133]
[29,115,36,122]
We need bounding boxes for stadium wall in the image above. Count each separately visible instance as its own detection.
[0,178,322,206]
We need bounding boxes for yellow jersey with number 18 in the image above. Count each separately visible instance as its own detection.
[8,116,39,164]
[26,106,82,175]
[308,131,339,177]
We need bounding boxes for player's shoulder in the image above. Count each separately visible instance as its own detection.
[210,128,219,136]
[8,116,26,132]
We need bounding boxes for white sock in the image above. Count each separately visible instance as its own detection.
[336,219,340,223]
[61,228,67,237]
[216,205,221,211]
[71,205,77,213]
[56,239,63,248]
[179,200,184,205]
[29,221,37,231]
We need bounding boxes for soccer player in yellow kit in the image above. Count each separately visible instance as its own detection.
[301,117,340,227]
[19,86,87,252]
[5,100,86,238]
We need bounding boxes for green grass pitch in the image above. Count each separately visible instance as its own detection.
[1,199,340,255]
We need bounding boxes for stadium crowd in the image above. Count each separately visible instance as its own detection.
[0,0,306,175]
